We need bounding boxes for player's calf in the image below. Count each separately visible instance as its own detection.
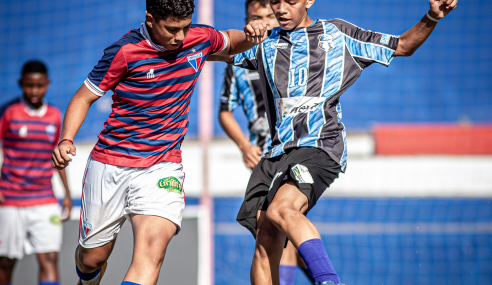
[252,211,285,285]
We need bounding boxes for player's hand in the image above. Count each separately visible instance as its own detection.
[240,143,262,170]
[244,20,268,45]
[61,196,72,221]
[429,0,457,20]
[52,141,76,169]
[0,192,4,204]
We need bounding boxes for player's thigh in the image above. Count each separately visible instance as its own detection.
[130,214,177,256]
[126,161,185,234]
[255,210,285,252]
[0,206,26,260]
[79,157,130,249]
[26,204,63,255]
[270,180,309,214]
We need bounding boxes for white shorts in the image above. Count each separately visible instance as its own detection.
[79,157,186,249]
[0,204,63,259]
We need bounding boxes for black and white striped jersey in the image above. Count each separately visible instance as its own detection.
[234,19,399,170]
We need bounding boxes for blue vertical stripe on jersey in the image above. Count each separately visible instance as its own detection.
[288,29,310,98]
[343,35,395,65]
[321,22,344,98]
[262,33,281,100]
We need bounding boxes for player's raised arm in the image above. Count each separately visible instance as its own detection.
[395,0,457,57]
[209,20,268,62]
[51,84,100,169]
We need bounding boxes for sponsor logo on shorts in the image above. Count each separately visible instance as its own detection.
[82,219,92,238]
[50,215,62,225]
[292,164,314,184]
[157,176,183,194]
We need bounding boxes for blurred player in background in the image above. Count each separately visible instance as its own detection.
[50,0,268,284]
[0,60,72,285]
[219,0,314,284]
[229,0,458,284]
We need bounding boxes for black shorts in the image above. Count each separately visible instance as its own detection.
[236,147,341,238]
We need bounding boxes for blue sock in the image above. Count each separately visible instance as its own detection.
[297,239,340,284]
[279,265,297,285]
[76,265,101,283]
[39,282,60,285]
[301,266,316,283]
[121,282,141,285]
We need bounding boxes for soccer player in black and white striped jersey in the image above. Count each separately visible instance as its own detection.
[213,0,458,284]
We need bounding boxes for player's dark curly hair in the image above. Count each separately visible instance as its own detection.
[245,0,270,16]
[21,60,48,76]
[146,0,195,21]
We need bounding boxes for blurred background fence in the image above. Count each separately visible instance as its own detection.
[1,0,491,284]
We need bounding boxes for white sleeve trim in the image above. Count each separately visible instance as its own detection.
[84,78,107,97]
[217,31,228,53]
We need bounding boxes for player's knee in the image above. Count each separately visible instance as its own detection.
[76,248,107,272]
[0,257,16,271]
[38,252,58,269]
[265,202,296,228]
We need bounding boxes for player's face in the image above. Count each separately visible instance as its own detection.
[146,13,192,50]
[246,2,279,29]
[19,73,50,108]
[269,0,314,30]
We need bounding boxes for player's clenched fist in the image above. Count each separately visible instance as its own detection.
[52,140,76,169]
[429,0,458,20]
[244,20,268,45]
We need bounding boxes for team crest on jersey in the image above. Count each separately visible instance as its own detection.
[318,34,335,52]
[380,34,391,45]
[187,52,203,72]
[82,219,92,238]
[46,124,57,143]
[157,176,183,194]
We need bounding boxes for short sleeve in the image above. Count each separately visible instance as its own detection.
[0,106,10,140]
[84,42,129,96]
[52,109,62,147]
[330,19,399,69]
[234,45,260,71]
[219,65,241,112]
[207,27,228,54]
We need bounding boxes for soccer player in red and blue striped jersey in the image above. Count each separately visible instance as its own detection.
[0,60,72,285]
[51,0,268,284]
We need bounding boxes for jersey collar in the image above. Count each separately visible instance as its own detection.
[21,97,48,117]
[140,23,167,52]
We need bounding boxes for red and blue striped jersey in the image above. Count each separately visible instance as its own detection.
[0,98,61,207]
[84,24,227,167]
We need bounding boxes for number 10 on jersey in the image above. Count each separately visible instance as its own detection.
[289,67,308,88]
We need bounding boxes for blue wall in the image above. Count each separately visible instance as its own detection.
[1,0,491,142]
[214,198,492,285]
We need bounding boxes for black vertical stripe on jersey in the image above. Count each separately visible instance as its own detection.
[274,31,292,98]
[256,135,267,152]
[250,73,266,117]
[293,112,309,141]
[219,65,235,111]
[305,22,327,97]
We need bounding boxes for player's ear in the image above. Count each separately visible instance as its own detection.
[145,11,155,29]
[305,0,315,9]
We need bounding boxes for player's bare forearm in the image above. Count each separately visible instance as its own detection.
[207,55,234,63]
[395,0,457,57]
[214,20,267,59]
[219,111,250,149]
[219,111,261,169]
[52,84,99,169]
[61,84,100,141]
[57,168,71,197]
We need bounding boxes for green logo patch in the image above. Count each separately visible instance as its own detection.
[50,215,62,225]
[157,176,182,194]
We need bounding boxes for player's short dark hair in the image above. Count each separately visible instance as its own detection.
[146,0,195,21]
[21,60,48,76]
[245,0,270,17]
